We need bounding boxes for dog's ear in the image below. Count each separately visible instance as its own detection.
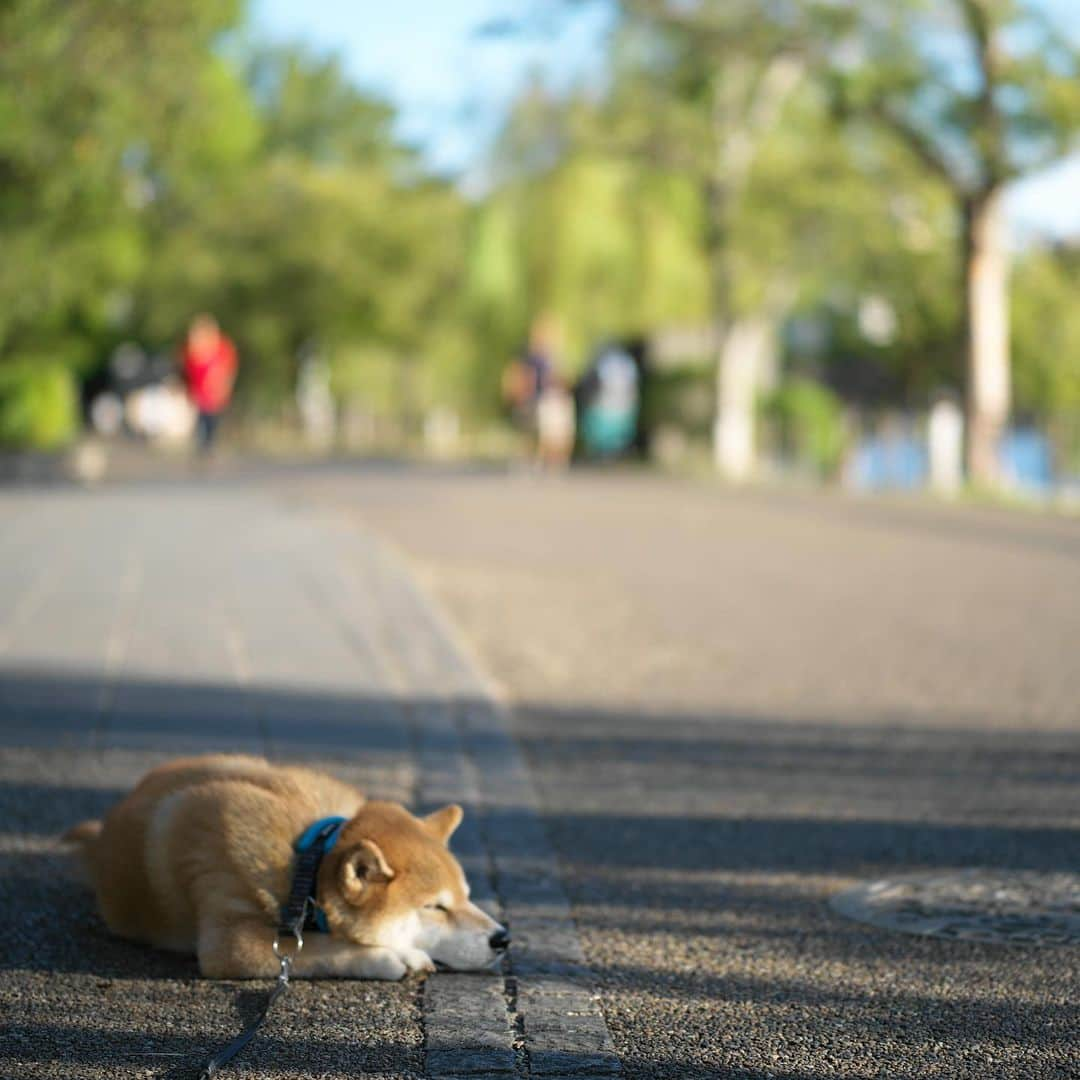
[423,804,463,845]
[338,839,394,903]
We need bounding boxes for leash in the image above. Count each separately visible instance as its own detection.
[195,818,344,1079]
[196,937,295,1080]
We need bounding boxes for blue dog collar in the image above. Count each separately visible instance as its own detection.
[292,816,346,933]
[295,816,346,855]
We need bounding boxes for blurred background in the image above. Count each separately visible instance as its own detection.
[3,6,1080,1076]
[3,0,1080,498]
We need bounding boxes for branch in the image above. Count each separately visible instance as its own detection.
[869,97,965,191]
[569,118,707,176]
[956,0,1009,186]
[720,51,805,190]
[621,0,740,46]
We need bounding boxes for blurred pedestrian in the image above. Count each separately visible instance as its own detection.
[181,315,237,454]
[502,313,575,468]
[576,342,640,460]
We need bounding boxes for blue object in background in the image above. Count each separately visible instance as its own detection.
[1000,428,1054,493]
[853,424,1056,495]
[852,429,928,491]
[582,407,637,457]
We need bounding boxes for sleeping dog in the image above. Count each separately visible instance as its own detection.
[64,754,508,979]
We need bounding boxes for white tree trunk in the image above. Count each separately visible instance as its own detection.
[928,396,965,497]
[706,55,800,483]
[964,188,1011,486]
[713,316,778,480]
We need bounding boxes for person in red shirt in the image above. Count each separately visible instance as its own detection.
[181,314,238,453]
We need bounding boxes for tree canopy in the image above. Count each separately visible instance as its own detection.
[2,0,1079,474]
[0,3,475,445]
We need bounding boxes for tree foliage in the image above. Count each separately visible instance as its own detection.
[3,0,1080,457]
[0,5,475,445]
[0,0,243,367]
[1013,246,1080,419]
[471,94,711,371]
[829,0,1080,195]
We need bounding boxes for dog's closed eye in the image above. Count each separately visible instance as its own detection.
[424,902,450,914]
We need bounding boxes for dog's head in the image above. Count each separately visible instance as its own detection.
[317,800,507,970]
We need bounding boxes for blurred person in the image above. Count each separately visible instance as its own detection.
[536,376,576,468]
[502,313,575,468]
[181,314,237,454]
[575,342,640,460]
[502,320,550,426]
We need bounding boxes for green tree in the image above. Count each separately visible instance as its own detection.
[0,0,246,444]
[468,78,713,412]
[549,0,939,476]
[831,0,1080,484]
[1012,244,1080,471]
[246,45,399,168]
[593,0,816,477]
[1,9,475,447]
[0,0,244,362]
[129,45,470,430]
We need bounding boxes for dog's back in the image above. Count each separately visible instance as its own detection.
[65,754,363,951]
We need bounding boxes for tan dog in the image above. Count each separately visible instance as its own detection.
[64,754,508,980]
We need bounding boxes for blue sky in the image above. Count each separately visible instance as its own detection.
[251,0,1080,242]
[252,0,612,183]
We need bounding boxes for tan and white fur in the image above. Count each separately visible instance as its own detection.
[63,754,507,980]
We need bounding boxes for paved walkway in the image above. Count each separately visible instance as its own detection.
[3,466,1079,1080]
[0,482,615,1079]
[299,466,1080,1080]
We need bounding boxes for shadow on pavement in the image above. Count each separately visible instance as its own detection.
[1,666,1077,937]
[509,701,1079,874]
[1,1021,425,1079]
[2,665,1078,1078]
[539,812,1077,873]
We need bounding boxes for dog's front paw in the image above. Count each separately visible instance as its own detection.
[399,947,435,974]
[363,947,409,981]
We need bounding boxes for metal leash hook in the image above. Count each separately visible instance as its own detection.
[196,901,311,1080]
[194,817,341,1079]
[272,905,307,984]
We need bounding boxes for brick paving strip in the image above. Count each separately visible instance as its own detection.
[0,484,619,1079]
[316,514,622,1079]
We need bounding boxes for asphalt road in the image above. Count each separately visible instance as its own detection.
[2,462,1078,1080]
[0,473,615,1080]
[302,465,1080,1080]
[0,487,426,1080]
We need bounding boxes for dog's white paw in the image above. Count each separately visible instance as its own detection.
[399,947,436,974]
[363,947,409,981]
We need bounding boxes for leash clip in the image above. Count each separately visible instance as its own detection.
[196,828,338,1078]
[272,897,311,984]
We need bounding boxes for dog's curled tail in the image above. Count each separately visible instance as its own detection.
[63,819,103,847]
[62,820,103,879]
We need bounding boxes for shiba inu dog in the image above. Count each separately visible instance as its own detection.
[64,754,508,980]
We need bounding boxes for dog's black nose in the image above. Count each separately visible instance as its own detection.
[489,928,510,951]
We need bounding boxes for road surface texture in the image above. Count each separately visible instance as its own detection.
[0,477,612,1079]
[2,462,1078,1080]
[299,465,1080,1080]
